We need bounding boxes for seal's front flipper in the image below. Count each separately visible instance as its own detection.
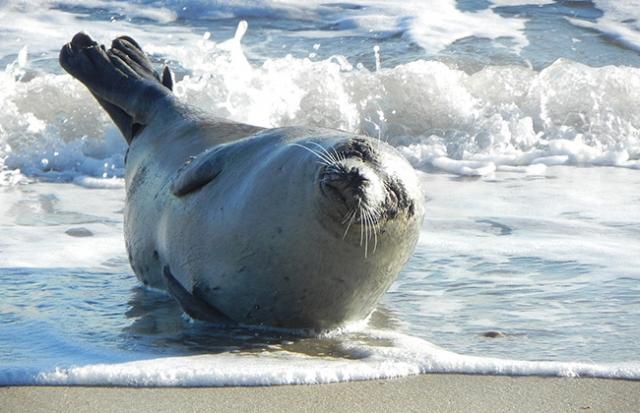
[171,148,225,197]
[162,266,231,324]
[59,32,172,143]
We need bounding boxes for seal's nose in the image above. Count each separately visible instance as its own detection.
[320,155,387,216]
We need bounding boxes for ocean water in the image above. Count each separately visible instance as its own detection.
[1,0,639,385]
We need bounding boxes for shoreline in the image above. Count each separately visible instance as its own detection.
[2,374,639,413]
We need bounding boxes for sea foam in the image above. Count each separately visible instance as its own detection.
[2,329,638,386]
[2,28,639,180]
[568,0,640,54]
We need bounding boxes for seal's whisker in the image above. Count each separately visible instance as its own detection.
[341,208,355,225]
[368,208,375,257]
[364,207,378,254]
[342,209,357,239]
[324,164,344,175]
[330,146,344,163]
[372,215,378,253]
[308,141,339,166]
[358,201,364,248]
[364,208,370,259]
[290,143,333,166]
[309,141,338,163]
[362,208,371,258]
[292,143,334,166]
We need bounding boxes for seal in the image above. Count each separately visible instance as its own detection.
[59,32,424,330]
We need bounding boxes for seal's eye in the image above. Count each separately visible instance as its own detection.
[333,138,377,163]
[383,177,414,219]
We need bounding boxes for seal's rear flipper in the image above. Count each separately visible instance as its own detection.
[59,32,173,143]
[92,94,140,143]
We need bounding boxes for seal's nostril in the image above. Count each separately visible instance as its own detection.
[345,167,368,193]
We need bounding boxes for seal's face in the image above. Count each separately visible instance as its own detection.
[298,136,423,257]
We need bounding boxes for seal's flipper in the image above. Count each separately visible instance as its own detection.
[59,32,171,143]
[112,37,173,92]
[110,36,161,83]
[162,266,231,323]
[171,148,224,197]
[162,66,173,91]
[91,94,139,142]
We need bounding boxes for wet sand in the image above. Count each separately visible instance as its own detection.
[2,374,639,413]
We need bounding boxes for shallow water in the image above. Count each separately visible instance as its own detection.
[1,0,639,385]
[2,167,639,384]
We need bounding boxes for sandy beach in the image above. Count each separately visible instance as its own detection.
[2,374,639,413]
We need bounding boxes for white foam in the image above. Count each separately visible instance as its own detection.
[0,0,195,59]
[401,2,528,53]
[568,0,640,53]
[0,50,127,181]
[431,158,497,176]
[1,9,639,180]
[290,0,531,53]
[490,0,555,6]
[73,176,125,189]
[2,330,637,386]
[172,40,640,177]
[496,163,546,174]
[0,183,125,268]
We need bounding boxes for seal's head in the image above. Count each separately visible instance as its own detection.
[296,135,423,257]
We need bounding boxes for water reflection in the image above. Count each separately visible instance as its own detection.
[121,285,401,360]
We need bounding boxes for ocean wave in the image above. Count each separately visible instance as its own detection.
[2,28,639,180]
